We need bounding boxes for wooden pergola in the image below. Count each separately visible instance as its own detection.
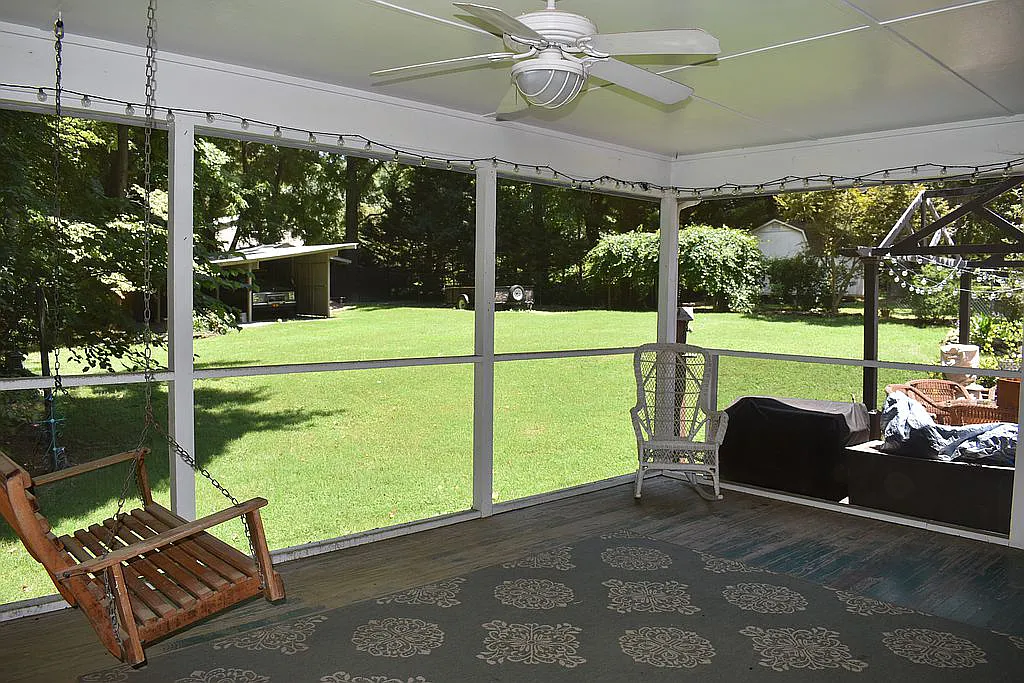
[856,177,1024,420]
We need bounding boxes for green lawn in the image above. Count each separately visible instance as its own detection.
[0,307,949,604]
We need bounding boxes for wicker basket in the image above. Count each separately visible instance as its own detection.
[943,401,1016,426]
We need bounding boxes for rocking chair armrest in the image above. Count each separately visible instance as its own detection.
[56,497,268,579]
[33,449,148,487]
[630,406,651,441]
[708,410,729,445]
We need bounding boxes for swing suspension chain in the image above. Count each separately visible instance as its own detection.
[97,2,263,645]
[139,0,157,442]
[51,15,66,400]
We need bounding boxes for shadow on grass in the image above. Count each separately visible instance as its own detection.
[0,381,336,544]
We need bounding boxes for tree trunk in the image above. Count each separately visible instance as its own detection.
[230,142,250,252]
[345,157,363,243]
[103,124,130,199]
[530,183,549,286]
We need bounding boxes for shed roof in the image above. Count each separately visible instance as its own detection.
[212,242,358,267]
[752,219,808,240]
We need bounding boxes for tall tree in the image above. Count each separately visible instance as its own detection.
[776,185,922,314]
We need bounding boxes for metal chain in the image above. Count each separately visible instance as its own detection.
[48,14,68,470]
[99,5,265,644]
[138,0,157,447]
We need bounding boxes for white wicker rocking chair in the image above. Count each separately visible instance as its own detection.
[630,343,728,500]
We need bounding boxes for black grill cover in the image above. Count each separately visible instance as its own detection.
[719,397,869,501]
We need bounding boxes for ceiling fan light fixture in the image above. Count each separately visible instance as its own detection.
[511,58,586,109]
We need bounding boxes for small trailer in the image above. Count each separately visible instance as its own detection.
[443,284,535,309]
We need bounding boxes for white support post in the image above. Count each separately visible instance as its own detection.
[167,118,197,520]
[1009,339,1024,548]
[657,196,681,343]
[656,198,699,344]
[472,165,497,516]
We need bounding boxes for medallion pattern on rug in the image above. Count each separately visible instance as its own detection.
[603,578,700,614]
[723,582,808,613]
[740,626,869,672]
[882,628,988,668]
[619,627,716,668]
[477,620,585,668]
[319,673,431,683]
[502,545,575,571]
[351,617,445,658]
[600,545,673,570]
[694,550,770,574]
[834,590,917,617]
[376,577,465,608]
[494,578,575,609]
[213,614,327,655]
[174,669,270,683]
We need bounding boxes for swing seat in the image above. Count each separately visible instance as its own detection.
[0,448,285,666]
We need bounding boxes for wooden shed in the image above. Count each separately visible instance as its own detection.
[212,241,357,320]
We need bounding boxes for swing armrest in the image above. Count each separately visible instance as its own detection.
[56,497,268,579]
[33,449,148,487]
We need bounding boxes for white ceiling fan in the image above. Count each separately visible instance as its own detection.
[371,0,720,114]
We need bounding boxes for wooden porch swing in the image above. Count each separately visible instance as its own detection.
[0,448,284,665]
[0,5,284,666]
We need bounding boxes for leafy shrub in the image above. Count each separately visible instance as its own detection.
[583,225,764,312]
[765,255,829,311]
[907,265,958,321]
[970,313,1023,357]
[678,225,764,313]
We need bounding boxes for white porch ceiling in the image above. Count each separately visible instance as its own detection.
[0,0,1021,157]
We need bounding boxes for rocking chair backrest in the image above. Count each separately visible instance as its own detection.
[634,343,713,441]
[0,451,73,576]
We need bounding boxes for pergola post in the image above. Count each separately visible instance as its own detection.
[167,118,197,520]
[862,256,880,433]
[657,195,680,344]
[958,270,972,344]
[472,165,497,517]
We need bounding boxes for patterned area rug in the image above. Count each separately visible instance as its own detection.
[81,532,1024,682]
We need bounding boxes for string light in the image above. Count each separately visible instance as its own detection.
[8,82,1023,197]
[308,132,316,144]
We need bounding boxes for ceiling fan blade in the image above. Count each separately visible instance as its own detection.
[452,2,545,41]
[586,29,720,56]
[495,84,528,117]
[587,59,694,104]
[372,52,516,77]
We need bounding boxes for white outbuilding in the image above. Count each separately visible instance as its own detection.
[752,219,864,296]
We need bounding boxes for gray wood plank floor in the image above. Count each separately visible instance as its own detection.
[2,476,1022,682]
